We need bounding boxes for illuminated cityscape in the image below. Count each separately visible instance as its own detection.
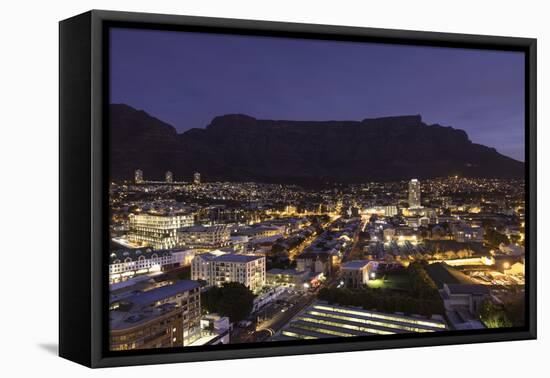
[107,27,526,352]
[109,172,526,349]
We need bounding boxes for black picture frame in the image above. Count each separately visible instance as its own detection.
[59,9,537,368]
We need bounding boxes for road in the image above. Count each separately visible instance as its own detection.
[254,292,317,341]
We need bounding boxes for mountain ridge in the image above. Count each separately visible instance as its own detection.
[109,103,524,183]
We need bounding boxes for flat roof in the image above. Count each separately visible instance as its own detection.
[126,280,200,307]
[445,284,490,295]
[214,254,264,263]
[179,225,228,233]
[272,301,447,342]
[341,260,370,270]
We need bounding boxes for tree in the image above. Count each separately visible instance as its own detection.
[509,234,521,245]
[201,286,221,314]
[504,296,525,327]
[485,228,509,248]
[201,283,255,322]
[479,299,513,328]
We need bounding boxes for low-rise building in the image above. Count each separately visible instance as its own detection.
[296,251,338,276]
[170,249,196,267]
[272,301,447,341]
[177,225,230,249]
[109,247,172,284]
[233,225,285,241]
[109,280,201,350]
[340,260,374,288]
[189,314,231,346]
[440,283,490,316]
[452,224,484,243]
[266,268,309,289]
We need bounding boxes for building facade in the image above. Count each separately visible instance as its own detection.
[134,169,143,184]
[177,225,230,249]
[127,212,194,250]
[408,178,421,208]
[191,252,266,293]
[165,171,173,183]
[109,247,172,284]
[266,268,309,289]
[340,260,374,288]
[384,205,399,217]
[440,283,490,316]
[296,251,337,276]
[452,224,484,243]
[110,280,201,350]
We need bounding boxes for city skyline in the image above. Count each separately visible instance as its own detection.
[110,28,525,161]
[107,27,527,352]
[109,175,526,350]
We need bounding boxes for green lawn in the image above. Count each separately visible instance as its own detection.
[367,272,410,290]
[366,279,385,289]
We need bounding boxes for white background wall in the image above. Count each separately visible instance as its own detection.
[0,0,546,376]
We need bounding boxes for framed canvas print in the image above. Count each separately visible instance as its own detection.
[59,10,536,368]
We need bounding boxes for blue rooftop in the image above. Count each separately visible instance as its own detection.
[128,280,200,307]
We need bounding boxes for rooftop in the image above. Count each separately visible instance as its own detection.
[444,284,490,295]
[178,225,228,233]
[214,253,264,263]
[272,301,447,342]
[125,280,200,307]
[425,262,477,289]
[341,260,371,270]
[109,247,171,263]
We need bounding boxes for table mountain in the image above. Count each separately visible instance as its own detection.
[109,104,524,183]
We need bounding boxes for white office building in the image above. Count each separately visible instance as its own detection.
[191,252,266,293]
[127,212,194,250]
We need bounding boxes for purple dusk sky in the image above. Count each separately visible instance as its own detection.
[109,27,525,161]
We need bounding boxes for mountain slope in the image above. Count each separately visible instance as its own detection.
[109,104,524,183]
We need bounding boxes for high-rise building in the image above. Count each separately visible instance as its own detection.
[408,179,421,208]
[127,212,194,250]
[135,169,144,184]
[191,252,266,293]
[193,172,201,185]
[165,171,173,183]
